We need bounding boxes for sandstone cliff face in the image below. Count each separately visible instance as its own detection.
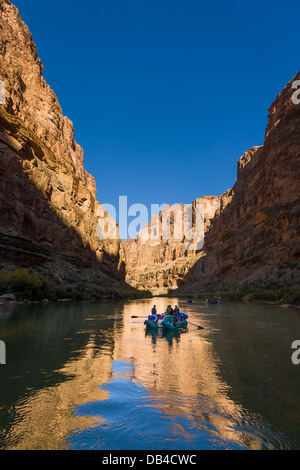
[0,0,125,282]
[124,196,221,294]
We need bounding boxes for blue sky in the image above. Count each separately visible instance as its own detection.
[13,0,300,226]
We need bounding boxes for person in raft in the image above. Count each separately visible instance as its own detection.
[173,305,183,323]
[151,305,158,321]
[166,305,174,314]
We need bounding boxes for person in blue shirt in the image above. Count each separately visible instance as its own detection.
[151,305,158,321]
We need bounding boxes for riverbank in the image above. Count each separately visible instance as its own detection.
[167,286,300,309]
[0,268,152,303]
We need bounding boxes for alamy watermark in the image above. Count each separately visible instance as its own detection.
[0,80,5,104]
[291,80,300,105]
[96,196,205,251]
[291,340,300,365]
[0,341,6,365]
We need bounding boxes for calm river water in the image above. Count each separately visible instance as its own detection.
[0,297,299,450]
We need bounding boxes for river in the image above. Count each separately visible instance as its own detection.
[0,297,299,450]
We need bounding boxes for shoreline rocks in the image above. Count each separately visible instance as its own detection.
[0,293,16,303]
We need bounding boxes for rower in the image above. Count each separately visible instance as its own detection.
[151,305,158,322]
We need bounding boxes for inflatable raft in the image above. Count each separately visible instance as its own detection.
[144,313,188,330]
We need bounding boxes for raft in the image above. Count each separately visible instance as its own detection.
[162,318,188,330]
[144,319,160,329]
[144,313,188,331]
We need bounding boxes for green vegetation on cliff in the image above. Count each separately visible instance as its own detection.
[196,287,300,306]
[0,268,152,302]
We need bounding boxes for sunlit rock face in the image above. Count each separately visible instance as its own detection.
[124,197,221,294]
[125,73,300,294]
[0,0,125,281]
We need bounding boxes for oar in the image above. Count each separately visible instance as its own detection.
[131,314,164,318]
[187,321,204,330]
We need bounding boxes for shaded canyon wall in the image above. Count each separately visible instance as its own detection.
[177,72,300,294]
[0,0,126,285]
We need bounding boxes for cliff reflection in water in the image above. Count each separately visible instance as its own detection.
[115,300,263,449]
[2,298,298,450]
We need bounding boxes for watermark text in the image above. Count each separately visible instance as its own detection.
[291,340,300,365]
[291,80,300,105]
[0,80,5,104]
[96,196,205,250]
[0,340,6,365]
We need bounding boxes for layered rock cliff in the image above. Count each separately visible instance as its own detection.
[2,0,299,297]
[125,73,300,294]
[124,196,222,294]
[0,0,126,289]
[176,72,300,294]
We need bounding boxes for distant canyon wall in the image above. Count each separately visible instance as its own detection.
[124,196,223,294]
[0,0,125,282]
[125,73,300,294]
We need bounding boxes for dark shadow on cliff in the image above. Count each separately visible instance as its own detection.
[171,197,300,296]
[169,94,300,295]
[0,113,151,298]
[0,152,122,273]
